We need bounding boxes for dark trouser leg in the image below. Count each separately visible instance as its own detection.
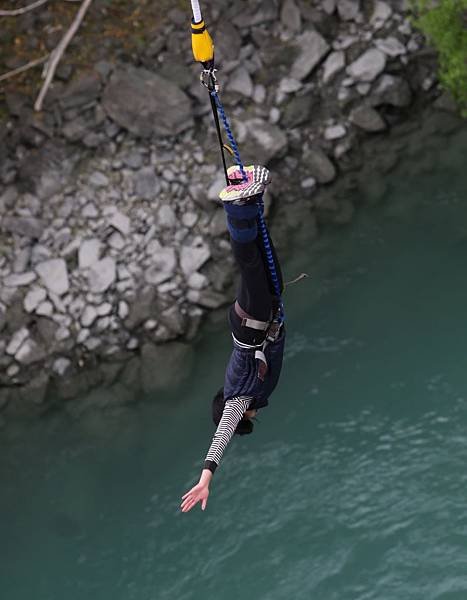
[224,202,284,345]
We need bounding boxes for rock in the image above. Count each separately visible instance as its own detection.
[62,118,91,142]
[134,166,160,200]
[375,37,407,58]
[180,243,211,276]
[144,247,177,285]
[227,68,254,97]
[187,289,229,309]
[301,177,317,191]
[15,338,47,365]
[282,94,314,129]
[36,259,69,295]
[182,212,198,229]
[279,77,303,94]
[209,210,227,237]
[6,327,29,356]
[53,357,72,376]
[13,247,31,274]
[160,305,187,336]
[322,51,346,84]
[280,0,302,33]
[322,0,336,14]
[371,1,392,27]
[125,287,156,331]
[350,105,387,132]
[102,66,193,137]
[60,70,101,109]
[118,301,129,320]
[81,305,98,327]
[337,0,360,21]
[4,272,36,287]
[55,327,71,342]
[108,210,130,235]
[253,84,267,104]
[96,302,112,317]
[214,22,242,63]
[187,272,208,290]
[82,203,99,218]
[141,341,193,393]
[24,286,47,313]
[346,49,386,82]
[79,238,102,269]
[84,337,101,351]
[36,301,53,317]
[108,232,125,250]
[2,216,44,239]
[18,140,78,199]
[371,74,412,107]
[243,119,288,164]
[291,30,330,81]
[158,205,177,229]
[305,147,337,184]
[89,172,109,188]
[324,125,347,140]
[0,186,18,210]
[87,257,116,293]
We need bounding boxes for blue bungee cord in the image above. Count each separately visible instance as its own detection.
[210,89,285,323]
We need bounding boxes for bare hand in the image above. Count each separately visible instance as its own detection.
[181,482,209,513]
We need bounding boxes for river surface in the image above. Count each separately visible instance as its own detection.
[1,122,467,600]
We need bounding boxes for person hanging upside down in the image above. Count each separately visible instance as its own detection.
[181,165,286,513]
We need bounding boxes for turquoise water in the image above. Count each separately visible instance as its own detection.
[1,123,467,600]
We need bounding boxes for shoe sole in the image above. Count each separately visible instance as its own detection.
[219,181,265,204]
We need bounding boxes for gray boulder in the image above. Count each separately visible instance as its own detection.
[337,0,360,21]
[282,94,315,129]
[214,22,242,63]
[144,247,177,285]
[36,259,69,295]
[125,288,156,330]
[322,51,346,84]
[102,66,193,138]
[346,49,386,82]
[349,105,387,132]
[2,216,44,239]
[280,0,302,33]
[243,119,288,164]
[291,30,330,81]
[87,257,116,293]
[370,74,412,107]
[305,147,337,184]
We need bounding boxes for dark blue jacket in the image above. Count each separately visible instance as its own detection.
[223,328,285,409]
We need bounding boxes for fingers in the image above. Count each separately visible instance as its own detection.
[181,495,198,513]
[201,498,207,511]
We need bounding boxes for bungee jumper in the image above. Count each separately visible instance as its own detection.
[181,1,287,513]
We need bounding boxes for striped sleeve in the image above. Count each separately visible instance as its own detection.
[204,396,251,473]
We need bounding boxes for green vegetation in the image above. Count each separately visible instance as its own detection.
[412,0,467,114]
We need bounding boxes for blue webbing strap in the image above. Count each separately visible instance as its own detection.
[210,89,285,323]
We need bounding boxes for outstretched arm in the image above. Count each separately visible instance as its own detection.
[181,396,251,513]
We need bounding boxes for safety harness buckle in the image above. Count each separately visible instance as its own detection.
[266,320,282,343]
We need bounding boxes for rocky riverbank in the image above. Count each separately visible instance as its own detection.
[0,0,462,422]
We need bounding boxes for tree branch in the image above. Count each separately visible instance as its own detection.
[0,54,49,83]
[0,0,48,17]
[34,0,93,111]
